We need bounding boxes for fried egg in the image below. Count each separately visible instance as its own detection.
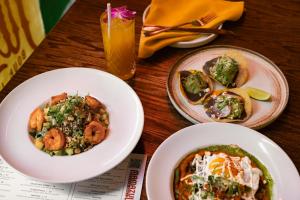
[193,151,262,191]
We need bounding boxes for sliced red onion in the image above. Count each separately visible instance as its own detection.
[107,6,136,20]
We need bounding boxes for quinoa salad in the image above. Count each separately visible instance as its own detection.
[28,92,109,156]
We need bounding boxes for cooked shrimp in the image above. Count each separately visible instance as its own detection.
[84,121,106,144]
[85,95,103,110]
[50,92,67,105]
[43,128,66,151]
[29,108,44,131]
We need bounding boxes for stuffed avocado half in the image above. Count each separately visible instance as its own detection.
[179,70,213,105]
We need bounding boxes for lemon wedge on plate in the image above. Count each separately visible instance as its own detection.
[245,87,271,101]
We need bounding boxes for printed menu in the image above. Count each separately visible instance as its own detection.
[0,154,147,200]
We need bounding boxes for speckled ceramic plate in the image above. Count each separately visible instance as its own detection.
[167,45,289,129]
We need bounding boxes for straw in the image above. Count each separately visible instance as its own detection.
[107,3,111,39]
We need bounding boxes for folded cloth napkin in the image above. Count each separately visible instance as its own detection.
[138,0,244,58]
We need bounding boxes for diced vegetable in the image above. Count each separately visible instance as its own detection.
[65,148,74,155]
[34,138,44,150]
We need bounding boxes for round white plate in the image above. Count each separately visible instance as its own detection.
[0,68,144,183]
[146,122,300,200]
[142,5,222,48]
[167,45,289,129]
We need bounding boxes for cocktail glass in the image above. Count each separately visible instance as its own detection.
[100,6,136,80]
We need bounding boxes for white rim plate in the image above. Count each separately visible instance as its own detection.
[142,5,222,48]
[146,122,300,200]
[0,68,144,183]
[167,45,289,129]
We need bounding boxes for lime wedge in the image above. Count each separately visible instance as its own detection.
[245,87,271,101]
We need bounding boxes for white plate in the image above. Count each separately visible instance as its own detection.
[167,45,289,129]
[142,5,222,48]
[146,122,300,200]
[0,68,144,183]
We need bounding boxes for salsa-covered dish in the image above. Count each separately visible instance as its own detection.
[173,145,273,200]
[179,70,213,104]
[28,92,109,156]
[203,53,248,88]
[204,88,252,122]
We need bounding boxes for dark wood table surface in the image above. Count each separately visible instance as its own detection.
[1,0,300,198]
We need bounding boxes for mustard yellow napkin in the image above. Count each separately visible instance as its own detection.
[138,0,244,58]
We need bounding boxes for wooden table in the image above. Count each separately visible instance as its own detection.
[1,0,299,198]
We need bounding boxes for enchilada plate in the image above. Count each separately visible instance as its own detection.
[146,123,300,200]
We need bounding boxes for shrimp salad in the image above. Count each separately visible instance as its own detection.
[28,92,109,156]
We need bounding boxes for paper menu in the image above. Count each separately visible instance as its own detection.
[0,154,147,200]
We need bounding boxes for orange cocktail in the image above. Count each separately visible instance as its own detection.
[101,6,136,80]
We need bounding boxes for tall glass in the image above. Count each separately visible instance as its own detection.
[100,7,136,80]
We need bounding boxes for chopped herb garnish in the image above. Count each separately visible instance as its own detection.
[210,56,239,87]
